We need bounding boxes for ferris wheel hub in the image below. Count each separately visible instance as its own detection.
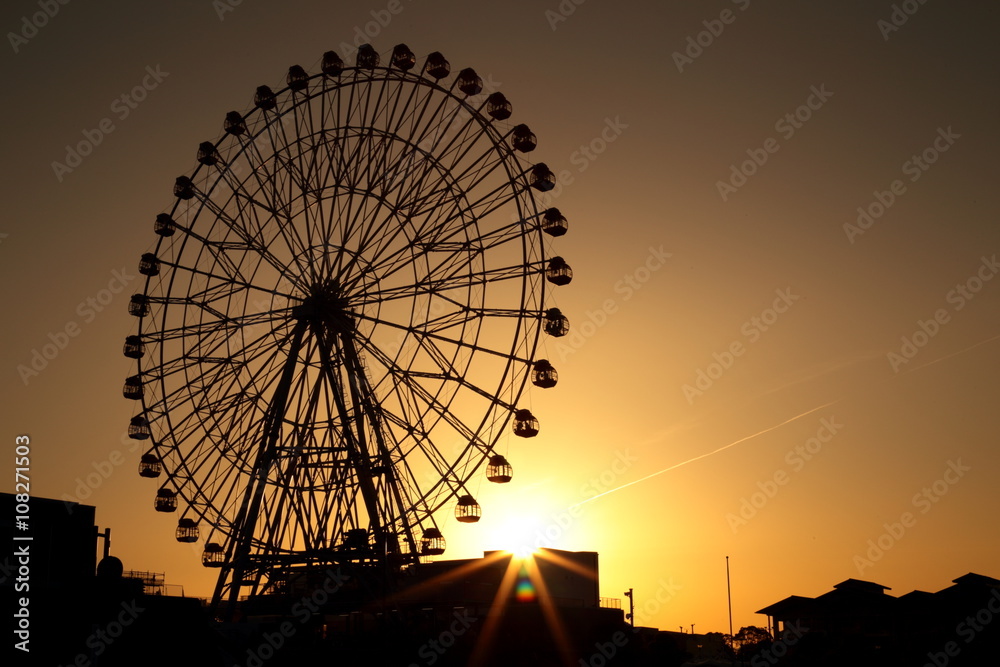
[293,280,355,332]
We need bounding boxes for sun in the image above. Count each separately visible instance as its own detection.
[510,543,537,560]
[485,512,543,555]
[478,487,568,557]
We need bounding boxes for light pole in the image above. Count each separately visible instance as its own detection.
[726,556,734,637]
[624,588,635,628]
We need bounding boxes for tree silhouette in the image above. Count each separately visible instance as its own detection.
[734,625,772,662]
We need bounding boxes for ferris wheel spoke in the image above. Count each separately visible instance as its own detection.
[422,123,510,197]
[477,217,538,251]
[336,117,495,279]
[165,439,250,521]
[354,136,463,245]
[356,188,504,288]
[354,341,460,446]
[290,94,324,208]
[161,263,284,308]
[388,114,503,230]
[354,335,495,452]
[303,134,342,254]
[178,432,257,517]
[233,141,310,264]
[155,386,259,452]
[368,80,423,194]
[356,309,529,363]
[338,125,419,264]
[181,281,292,317]
[419,307,488,336]
[153,337,292,446]
[328,133,373,252]
[414,338,518,411]
[213,197,304,288]
[159,332,284,413]
[186,180,283,260]
[150,306,293,343]
[408,92,482,168]
[356,329,466,425]
[350,262,530,308]
[411,170,522,223]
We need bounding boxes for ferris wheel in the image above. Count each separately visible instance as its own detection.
[121,43,573,613]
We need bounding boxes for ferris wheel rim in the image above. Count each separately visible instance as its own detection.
[124,44,569,594]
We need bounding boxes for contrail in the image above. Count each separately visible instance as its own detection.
[569,399,840,509]
[570,331,1000,510]
[898,332,1000,376]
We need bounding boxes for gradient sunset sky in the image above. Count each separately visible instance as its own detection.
[2,0,998,634]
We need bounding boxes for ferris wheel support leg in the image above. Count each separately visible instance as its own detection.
[339,332,420,562]
[316,327,388,550]
[217,317,310,621]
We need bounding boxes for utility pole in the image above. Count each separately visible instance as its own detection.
[624,588,635,628]
[726,556,734,637]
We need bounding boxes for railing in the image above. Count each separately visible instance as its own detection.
[123,570,165,586]
[122,571,185,597]
[600,597,621,609]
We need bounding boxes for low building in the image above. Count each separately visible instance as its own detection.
[756,572,1000,665]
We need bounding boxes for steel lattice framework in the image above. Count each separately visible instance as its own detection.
[122,44,572,615]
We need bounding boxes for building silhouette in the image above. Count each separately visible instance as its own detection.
[4,493,693,666]
[2,492,221,666]
[756,573,1000,665]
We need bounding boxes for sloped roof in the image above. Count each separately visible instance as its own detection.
[756,595,814,616]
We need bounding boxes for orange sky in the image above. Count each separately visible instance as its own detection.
[2,0,999,635]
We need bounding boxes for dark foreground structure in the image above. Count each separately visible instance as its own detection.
[10,492,996,666]
[3,493,690,666]
[756,574,1000,666]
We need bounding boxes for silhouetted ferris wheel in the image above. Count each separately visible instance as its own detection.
[120,43,573,614]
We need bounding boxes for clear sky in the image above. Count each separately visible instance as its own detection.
[2,0,999,635]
